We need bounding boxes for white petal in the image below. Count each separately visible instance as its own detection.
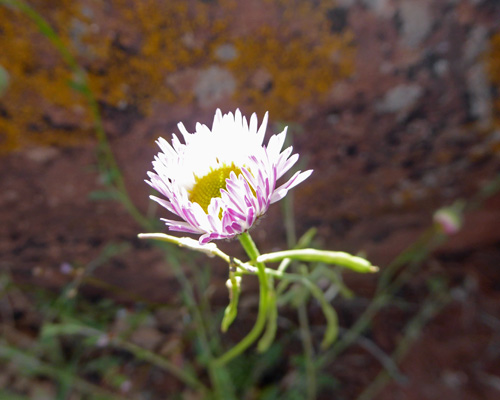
[177,122,191,142]
[266,129,287,159]
[256,111,268,145]
[249,112,257,135]
[270,170,313,203]
[277,152,298,179]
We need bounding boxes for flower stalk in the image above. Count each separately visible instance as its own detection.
[213,232,273,365]
[140,109,378,371]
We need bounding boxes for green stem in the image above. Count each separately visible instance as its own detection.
[213,232,269,366]
[116,338,209,394]
[296,265,317,400]
[298,300,317,400]
[149,241,235,398]
[257,276,277,352]
[207,362,236,400]
[1,0,153,230]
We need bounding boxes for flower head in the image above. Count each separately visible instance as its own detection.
[147,109,312,243]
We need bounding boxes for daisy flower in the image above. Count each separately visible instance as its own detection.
[146,109,312,244]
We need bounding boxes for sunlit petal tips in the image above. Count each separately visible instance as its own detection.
[146,109,312,243]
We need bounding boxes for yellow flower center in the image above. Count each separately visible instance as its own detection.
[189,163,242,212]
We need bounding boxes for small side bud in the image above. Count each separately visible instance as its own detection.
[434,201,464,235]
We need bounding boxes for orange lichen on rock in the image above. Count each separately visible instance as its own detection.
[226,0,354,118]
[0,1,216,152]
[83,0,220,109]
[0,0,354,153]
[0,1,91,153]
[228,29,354,118]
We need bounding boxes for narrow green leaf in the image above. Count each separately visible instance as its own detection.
[88,190,121,201]
[221,273,241,332]
[301,278,339,349]
[67,78,87,94]
[296,227,317,248]
[41,323,96,338]
[284,275,339,349]
[0,65,9,96]
[258,249,378,273]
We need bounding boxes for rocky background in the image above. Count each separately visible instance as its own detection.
[1,0,500,399]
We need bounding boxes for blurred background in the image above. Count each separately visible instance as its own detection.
[1,0,499,399]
